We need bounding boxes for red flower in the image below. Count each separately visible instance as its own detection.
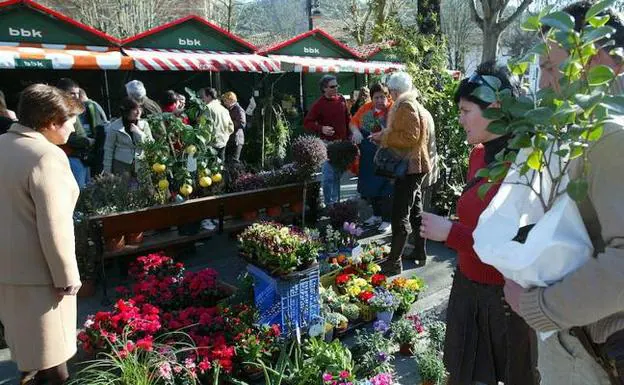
[136,336,154,351]
[371,274,387,287]
[342,266,356,275]
[336,273,352,286]
[358,291,374,302]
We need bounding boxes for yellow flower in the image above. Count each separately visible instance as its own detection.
[353,278,368,288]
[369,263,381,273]
[347,285,361,297]
[405,279,421,291]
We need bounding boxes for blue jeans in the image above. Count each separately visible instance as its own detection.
[69,157,89,188]
[322,161,342,205]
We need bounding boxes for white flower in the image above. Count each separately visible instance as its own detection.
[84,318,94,328]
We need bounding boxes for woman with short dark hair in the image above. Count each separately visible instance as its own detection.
[419,61,539,385]
[103,97,153,176]
[0,84,84,385]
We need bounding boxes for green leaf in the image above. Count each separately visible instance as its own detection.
[477,183,494,200]
[555,148,569,158]
[528,42,549,57]
[509,133,533,149]
[589,14,611,28]
[527,149,544,170]
[519,164,531,176]
[582,25,616,44]
[586,0,616,20]
[581,124,604,142]
[482,75,502,90]
[588,65,615,86]
[509,61,530,76]
[481,108,505,120]
[524,107,554,124]
[569,145,584,159]
[471,86,497,104]
[489,165,508,182]
[475,168,490,178]
[487,120,509,135]
[541,11,575,32]
[600,95,624,114]
[567,178,589,202]
[522,15,541,31]
[574,91,604,110]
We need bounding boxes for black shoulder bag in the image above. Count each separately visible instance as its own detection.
[373,147,408,179]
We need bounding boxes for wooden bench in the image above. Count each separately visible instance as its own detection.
[89,181,320,302]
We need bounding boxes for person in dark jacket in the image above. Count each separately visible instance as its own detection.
[222,91,246,163]
[303,75,351,205]
[57,78,93,188]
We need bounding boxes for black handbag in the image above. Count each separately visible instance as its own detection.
[373,147,408,178]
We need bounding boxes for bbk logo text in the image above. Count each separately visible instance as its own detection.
[304,47,320,54]
[179,38,201,46]
[9,27,43,38]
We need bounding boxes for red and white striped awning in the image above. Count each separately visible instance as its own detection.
[269,55,405,74]
[123,48,281,72]
[0,42,133,70]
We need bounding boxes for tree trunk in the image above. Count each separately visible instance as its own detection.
[417,0,441,36]
[481,23,501,62]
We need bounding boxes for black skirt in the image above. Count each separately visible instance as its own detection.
[443,271,539,385]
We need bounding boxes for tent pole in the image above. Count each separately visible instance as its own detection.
[299,71,304,113]
[104,70,112,119]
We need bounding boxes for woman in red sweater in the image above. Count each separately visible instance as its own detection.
[419,61,539,385]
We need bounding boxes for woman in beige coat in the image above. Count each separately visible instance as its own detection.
[0,84,84,384]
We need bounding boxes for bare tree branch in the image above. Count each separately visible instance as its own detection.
[468,0,484,27]
[500,0,533,30]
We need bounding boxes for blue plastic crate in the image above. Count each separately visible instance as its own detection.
[246,263,320,334]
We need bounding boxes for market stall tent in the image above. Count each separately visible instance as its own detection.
[120,15,280,111]
[0,0,132,114]
[258,29,402,111]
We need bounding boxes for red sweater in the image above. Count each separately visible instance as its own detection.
[445,145,504,285]
[303,95,350,141]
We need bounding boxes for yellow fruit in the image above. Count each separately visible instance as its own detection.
[179,184,193,196]
[158,179,169,191]
[211,173,223,183]
[185,145,197,155]
[152,163,166,173]
[199,176,212,187]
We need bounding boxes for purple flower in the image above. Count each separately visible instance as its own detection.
[373,320,389,333]
[377,351,388,362]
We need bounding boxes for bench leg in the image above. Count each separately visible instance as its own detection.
[218,204,224,234]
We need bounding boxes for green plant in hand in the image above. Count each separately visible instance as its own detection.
[476,0,624,210]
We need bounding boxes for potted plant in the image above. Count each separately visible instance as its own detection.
[341,303,361,323]
[291,135,327,180]
[391,317,424,356]
[351,328,396,378]
[417,348,447,385]
[325,312,349,335]
[368,288,400,324]
[388,276,426,314]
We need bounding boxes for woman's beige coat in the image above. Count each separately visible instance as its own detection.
[0,123,80,371]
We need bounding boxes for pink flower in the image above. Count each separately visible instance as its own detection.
[339,370,350,379]
[158,362,172,380]
[322,373,333,382]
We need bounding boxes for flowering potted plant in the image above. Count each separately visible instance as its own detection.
[341,303,361,322]
[351,327,396,378]
[325,199,359,229]
[368,288,400,323]
[238,222,320,275]
[325,312,349,336]
[388,276,425,313]
[391,316,425,356]
[322,370,356,384]
[291,135,328,179]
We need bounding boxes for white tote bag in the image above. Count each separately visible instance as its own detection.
[473,147,594,288]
